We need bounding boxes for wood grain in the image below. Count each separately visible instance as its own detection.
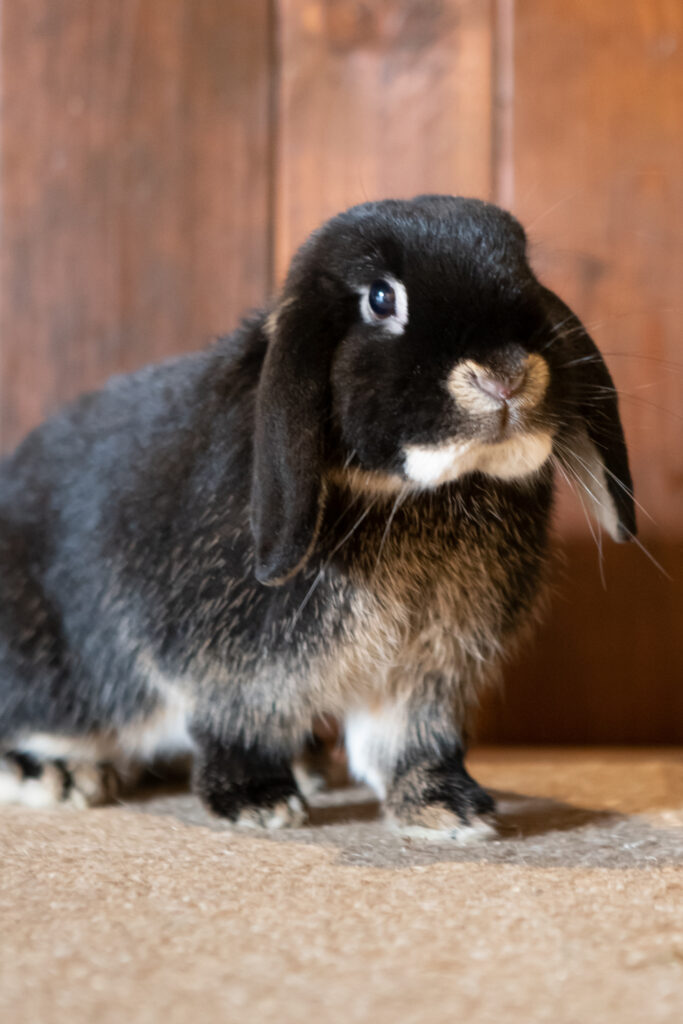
[481,0,683,741]
[480,540,683,743]
[0,0,680,741]
[274,0,494,280]
[0,0,272,451]
[508,0,683,541]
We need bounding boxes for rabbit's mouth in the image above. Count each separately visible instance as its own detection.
[396,349,554,487]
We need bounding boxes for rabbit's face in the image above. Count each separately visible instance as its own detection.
[252,196,635,584]
[322,197,557,489]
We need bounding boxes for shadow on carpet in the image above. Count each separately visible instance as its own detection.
[123,777,683,871]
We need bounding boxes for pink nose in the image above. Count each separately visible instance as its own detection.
[473,368,526,403]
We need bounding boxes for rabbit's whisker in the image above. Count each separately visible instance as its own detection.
[374,485,410,572]
[554,442,611,513]
[618,529,672,580]
[556,354,603,369]
[543,316,615,349]
[554,442,670,579]
[557,438,656,526]
[588,381,659,393]
[525,189,585,230]
[598,352,683,372]
[553,455,606,587]
[540,316,576,349]
[342,449,358,471]
[577,387,683,424]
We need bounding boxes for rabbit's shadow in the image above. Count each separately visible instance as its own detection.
[129,774,617,842]
[487,788,617,838]
[305,784,616,838]
[125,770,683,870]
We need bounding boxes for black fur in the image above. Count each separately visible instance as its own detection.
[192,735,300,820]
[0,196,635,831]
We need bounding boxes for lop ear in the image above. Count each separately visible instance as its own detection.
[541,286,636,541]
[250,286,341,585]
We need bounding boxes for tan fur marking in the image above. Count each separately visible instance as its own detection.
[263,296,295,342]
[327,465,405,496]
[403,432,553,486]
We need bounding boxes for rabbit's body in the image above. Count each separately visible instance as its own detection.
[0,196,634,835]
[0,324,550,806]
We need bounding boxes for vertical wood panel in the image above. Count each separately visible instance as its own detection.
[510,0,683,541]
[1,0,679,742]
[481,0,683,741]
[0,0,272,451]
[275,0,494,279]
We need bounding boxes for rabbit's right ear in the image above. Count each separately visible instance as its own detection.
[541,286,636,541]
[250,283,342,586]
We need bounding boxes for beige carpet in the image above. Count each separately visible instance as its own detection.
[2,748,682,1024]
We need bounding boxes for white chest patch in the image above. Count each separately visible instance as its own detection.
[403,431,553,486]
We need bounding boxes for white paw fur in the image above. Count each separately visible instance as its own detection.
[388,809,497,843]
[234,795,307,830]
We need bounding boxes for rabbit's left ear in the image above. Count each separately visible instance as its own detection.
[541,286,636,541]
[250,285,341,585]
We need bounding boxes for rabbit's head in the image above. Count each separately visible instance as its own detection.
[251,196,635,584]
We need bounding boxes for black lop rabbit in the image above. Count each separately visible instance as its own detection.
[0,196,635,837]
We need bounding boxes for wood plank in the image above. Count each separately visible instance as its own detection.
[509,0,683,541]
[480,540,683,743]
[274,0,494,280]
[0,0,272,451]
[481,0,683,741]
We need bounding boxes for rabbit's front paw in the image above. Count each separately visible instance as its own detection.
[385,753,497,842]
[193,737,307,827]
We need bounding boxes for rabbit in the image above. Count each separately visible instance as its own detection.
[0,195,635,837]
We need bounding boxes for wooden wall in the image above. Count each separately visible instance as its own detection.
[1,0,681,741]
[481,0,683,741]
[0,0,273,445]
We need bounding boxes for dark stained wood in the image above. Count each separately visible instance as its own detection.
[274,0,494,280]
[480,540,683,743]
[480,0,683,741]
[0,0,272,451]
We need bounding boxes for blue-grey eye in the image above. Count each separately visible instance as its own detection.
[368,279,396,318]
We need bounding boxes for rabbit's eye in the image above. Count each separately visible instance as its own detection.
[358,275,408,334]
[368,280,396,318]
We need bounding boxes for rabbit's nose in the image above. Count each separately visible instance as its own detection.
[448,352,549,417]
[472,367,527,403]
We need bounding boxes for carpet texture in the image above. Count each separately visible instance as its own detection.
[1,748,682,1023]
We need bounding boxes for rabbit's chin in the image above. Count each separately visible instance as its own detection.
[402,429,553,487]
[327,429,553,496]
